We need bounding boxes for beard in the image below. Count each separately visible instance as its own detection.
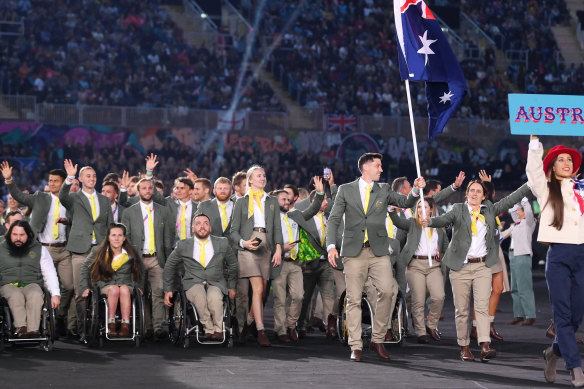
[7,239,32,257]
[279,206,289,213]
[194,230,210,241]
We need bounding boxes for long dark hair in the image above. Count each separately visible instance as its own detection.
[90,223,141,283]
[545,157,564,230]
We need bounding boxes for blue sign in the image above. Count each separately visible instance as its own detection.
[508,93,584,136]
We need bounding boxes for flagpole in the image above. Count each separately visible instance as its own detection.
[404,79,432,267]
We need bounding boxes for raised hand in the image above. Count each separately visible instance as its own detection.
[1,161,13,180]
[145,153,159,172]
[64,159,78,177]
[327,168,335,186]
[313,175,324,194]
[184,168,197,183]
[478,169,491,182]
[120,170,131,188]
[453,171,466,189]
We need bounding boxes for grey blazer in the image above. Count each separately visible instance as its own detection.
[428,183,531,271]
[326,179,418,258]
[163,235,238,295]
[272,193,324,278]
[121,202,174,268]
[79,250,145,291]
[295,184,338,216]
[197,198,236,241]
[7,182,53,236]
[118,189,166,208]
[59,183,113,254]
[230,194,283,252]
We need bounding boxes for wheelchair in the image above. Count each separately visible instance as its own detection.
[0,286,56,352]
[337,289,408,348]
[82,285,145,347]
[167,283,234,348]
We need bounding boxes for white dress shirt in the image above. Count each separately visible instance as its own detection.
[466,204,488,260]
[111,201,120,223]
[38,193,67,244]
[217,200,234,229]
[193,237,214,266]
[41,247,61,296]
[139,201,155,254]
[414,227,439,257]
[280,212,298,258]
[176,200,194,239]
[251,192,267,228]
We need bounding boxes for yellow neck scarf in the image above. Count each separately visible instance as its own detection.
[111,252,129,271]
[248,189,264,219]
[470,209,486,236]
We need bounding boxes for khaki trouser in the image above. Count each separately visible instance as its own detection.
[46,245,73,326]
[343,248,394,350]
[235,279,250,332]
[272,260,303,335]
[299,260,335,331]
[407,258,445,336]
[71,250,93,331]
[142,255,165,332]
[186,284,224,334]
[450,261,492,346]
[332,268,346,315]
[0,283,44,331]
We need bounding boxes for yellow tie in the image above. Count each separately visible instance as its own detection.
[471,209,486,236]
[247,189,264,218]
[179,203,187,240]
[199,240,208,267]
[89,195,97,241]
[219,203,229,231]
[316,213,326,246]
[283,215,297,260]
[387,215,394,239]
[52,198,60,239]
[147,205,156,254]
[364,185,371,243]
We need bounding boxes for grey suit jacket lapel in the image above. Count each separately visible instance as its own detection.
[461,204,473,239]
[79,192,95,219]
[349,180,364,215]
[366,182,381,215]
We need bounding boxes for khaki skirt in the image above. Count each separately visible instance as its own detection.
[238,231,271,280]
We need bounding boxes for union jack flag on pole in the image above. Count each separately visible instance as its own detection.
[394,0,467,139]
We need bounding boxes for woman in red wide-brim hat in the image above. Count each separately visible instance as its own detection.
[526,135,584,387]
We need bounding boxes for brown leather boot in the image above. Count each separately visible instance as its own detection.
[480,342,496,362]
[460,346,475,361]
[490,322,504,341]
[108,322,118,337]
[326,314,337,339]
[257,330,271,347]
[119,323,130,337]
[546,321,556,339]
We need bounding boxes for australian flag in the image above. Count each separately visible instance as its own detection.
[394,0,467,139]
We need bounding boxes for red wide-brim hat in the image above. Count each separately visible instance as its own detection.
[543,145,582,175]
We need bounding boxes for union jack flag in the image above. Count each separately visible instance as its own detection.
[327,114,358,132]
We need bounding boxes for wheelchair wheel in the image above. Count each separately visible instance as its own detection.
[167,291,186,347]
[223,297,234,348]
[41,289,56,351]
[133,287,145,348]
[393,293,408,346]
[183,298,197,349]
[83,288,100,346]
[337,291,349,346]
[336,291,373,348]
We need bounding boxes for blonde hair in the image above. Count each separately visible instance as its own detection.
[214,176,231,188]
[246,165,265,191]
[414,198,437,227]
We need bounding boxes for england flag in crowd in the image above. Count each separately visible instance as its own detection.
[394,0,467,139]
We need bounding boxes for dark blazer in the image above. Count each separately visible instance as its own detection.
[59,183,113,253]
[111,201,126,224]
[121,202,174,268]
[230,194,283,253]
[326,179,418,258]
[428,183,531,271]
[7,182,53,236]
[163,235,238,295]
